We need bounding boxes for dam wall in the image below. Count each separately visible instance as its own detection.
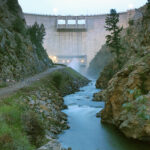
[24,10,137,67]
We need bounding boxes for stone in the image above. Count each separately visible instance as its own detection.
[29,100,35,105]
[38,139,61,150]
[93,91,106,101]
[96,111,101,118]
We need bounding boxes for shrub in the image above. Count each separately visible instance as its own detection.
[0,104,34,150]
[14,33,26,63]
[27,22,45,46]
[0,124,33,150]
[137,106,150,120]
[27,22,47,60]
[147,0,150,9]
[128,88,142,99]
[22,111,45,147]
[13,18,26,36]
[135,96,148,104]
[6,0,18,14]
[126,28,131,36]
[140,73,148,94]
[52,72,62,89]
[122,102,134,111]
[128,20,134,26]
[128,65,134,72]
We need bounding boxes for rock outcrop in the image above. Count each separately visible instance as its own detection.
[95,3,150,141]
[0,0,52,83]
[101,54,150,140]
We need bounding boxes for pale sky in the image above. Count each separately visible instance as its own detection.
[18,0,147,15]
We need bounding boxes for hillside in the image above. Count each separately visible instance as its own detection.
[87,45,113,78]
[94,3,150,141]
[0,0,52,84]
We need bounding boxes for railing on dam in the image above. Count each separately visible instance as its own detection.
[56,16,87,31]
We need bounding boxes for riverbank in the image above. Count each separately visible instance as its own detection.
[0,67,89,150]
[59,81,150,150]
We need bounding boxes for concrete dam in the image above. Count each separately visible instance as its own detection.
[24,10,137,69]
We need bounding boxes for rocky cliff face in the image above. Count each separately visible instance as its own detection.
[87,45,112,78]
[95,4,150,141]
[101,54,150,140]
[0,0,52,82]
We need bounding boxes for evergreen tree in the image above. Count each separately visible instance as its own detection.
[7,0,18,13]
[147,0,150,10]
[105,9,123,67]
[27,22,47,60]
[27,22,46,46]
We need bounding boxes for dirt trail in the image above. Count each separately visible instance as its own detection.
[0,66,64,99]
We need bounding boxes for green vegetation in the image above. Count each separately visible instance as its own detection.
[123,88,150,120]
[31,67,88,96]
[139,73,149,94]
[127,65,134,72]
[0,82,8,88]
[128,20,134,26]
[96,59,119,89]
[128,88,142,99]
[147,0,150,9]
[13,18,26,36]
[52,72,63,89]
[137,105,150,120]
[64,67,86,80]
[105,9,123,68]
[0,94,37,150]
[0,67,88,149]
[27,22,45,46]
[0,0,52,81]
[22,111,45,147]
[27,22,49,61]
[122,102,134,111]
[6,0,18,14]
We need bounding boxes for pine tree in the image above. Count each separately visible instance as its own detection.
[27,22,46,46]
[147,0,150,10]
[105,9,123,67]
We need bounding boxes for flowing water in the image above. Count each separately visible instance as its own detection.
[59,81,150,150]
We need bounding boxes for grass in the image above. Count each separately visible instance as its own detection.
[0,94,35,150]
[65,67,86,79]
[0,82,8,88]
[0,89,49,149]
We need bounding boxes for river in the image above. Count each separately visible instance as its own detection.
[59,81,150,150]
